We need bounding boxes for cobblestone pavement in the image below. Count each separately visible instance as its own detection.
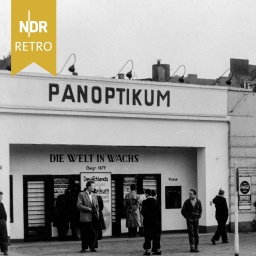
[8,232,256,256]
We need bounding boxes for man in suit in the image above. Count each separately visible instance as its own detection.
[141,189,161,255]
[77,181,99,253]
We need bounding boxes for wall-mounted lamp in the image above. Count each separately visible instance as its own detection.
[57,53,77,76]
[168,65,186,83]
[225,73,233,85]
[212,68,233,85]
[112,59,133,79]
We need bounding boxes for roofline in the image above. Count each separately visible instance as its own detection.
[0,70,232,92]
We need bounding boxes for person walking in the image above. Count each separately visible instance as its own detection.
[0,192,8,255]
[211,189,229,245]
[124,184,141,237]
[141,189,161,255]
[181,189,202,253]
[77,181,99,253]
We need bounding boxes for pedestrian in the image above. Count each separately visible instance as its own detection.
[181,189,202,253]
[77,181,99,253]
[69,182,81,240]
[141,189,161,255]
[139,189,147,236]
[124,184,141,237]
[211,189,229,245]
[94,189,106,240]
[53,189,71,241]
[0,191,8,255]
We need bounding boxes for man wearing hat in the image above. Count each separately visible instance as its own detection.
[211,189,229,245]
[0,192,8,255]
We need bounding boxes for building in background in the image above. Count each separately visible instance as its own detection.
[0,54,11,71]
[144,58,256,90]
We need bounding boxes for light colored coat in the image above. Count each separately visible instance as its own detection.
[77,191,99,222]
[124,191,141,228]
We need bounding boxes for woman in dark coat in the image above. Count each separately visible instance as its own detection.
[53,189,71,241]
[141,189,161,255]
[94,190,106,240]
[0,191,8,255]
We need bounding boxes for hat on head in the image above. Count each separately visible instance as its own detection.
[218,188,225,195]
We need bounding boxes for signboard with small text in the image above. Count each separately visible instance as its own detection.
[238,176,251,210]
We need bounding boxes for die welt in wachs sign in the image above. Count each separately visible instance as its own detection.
[11,0,56,76]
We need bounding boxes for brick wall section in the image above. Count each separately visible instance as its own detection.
[229,136,256,232]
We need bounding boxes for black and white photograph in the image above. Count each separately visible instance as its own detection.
[0,1,256,255]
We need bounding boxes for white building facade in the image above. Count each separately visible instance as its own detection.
[0,71,229,241]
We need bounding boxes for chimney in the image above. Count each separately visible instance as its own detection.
[152,59,170,82]
[118,73,125,79]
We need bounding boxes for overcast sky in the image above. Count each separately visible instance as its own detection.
[1,0,256,79]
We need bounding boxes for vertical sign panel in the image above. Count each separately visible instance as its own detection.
[238,176,251,210]
[80,172,112,236]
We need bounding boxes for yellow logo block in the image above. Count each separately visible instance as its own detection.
[11,0,56,76]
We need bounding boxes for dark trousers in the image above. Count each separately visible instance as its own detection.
[212,220,228,242]
[128,227,137,237]
[57,224,69,241]
[143,232,161,252]
[0,220,8,253]
[80,222,98,250]
[186,218,199,249]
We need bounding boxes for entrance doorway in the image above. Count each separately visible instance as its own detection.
[23,175,80,241]
[111,174,161,236]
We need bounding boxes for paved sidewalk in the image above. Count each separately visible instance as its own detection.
[8,232,256,256]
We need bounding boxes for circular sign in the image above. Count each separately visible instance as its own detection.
[240,181,250,194]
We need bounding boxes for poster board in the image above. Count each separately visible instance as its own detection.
[238,176,251,210]
[80,172,112,236]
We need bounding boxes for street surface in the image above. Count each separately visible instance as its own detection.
[9,232,256,256]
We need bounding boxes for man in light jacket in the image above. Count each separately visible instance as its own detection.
[77,181,99,253]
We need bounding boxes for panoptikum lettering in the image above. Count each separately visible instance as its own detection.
[49,83,170,107]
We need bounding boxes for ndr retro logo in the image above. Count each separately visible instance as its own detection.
[16,10,52,52]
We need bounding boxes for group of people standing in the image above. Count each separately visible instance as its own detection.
[0,183,232,256]
[123,185,230,255]
[124,184,161,255]
[54,180,106,252]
